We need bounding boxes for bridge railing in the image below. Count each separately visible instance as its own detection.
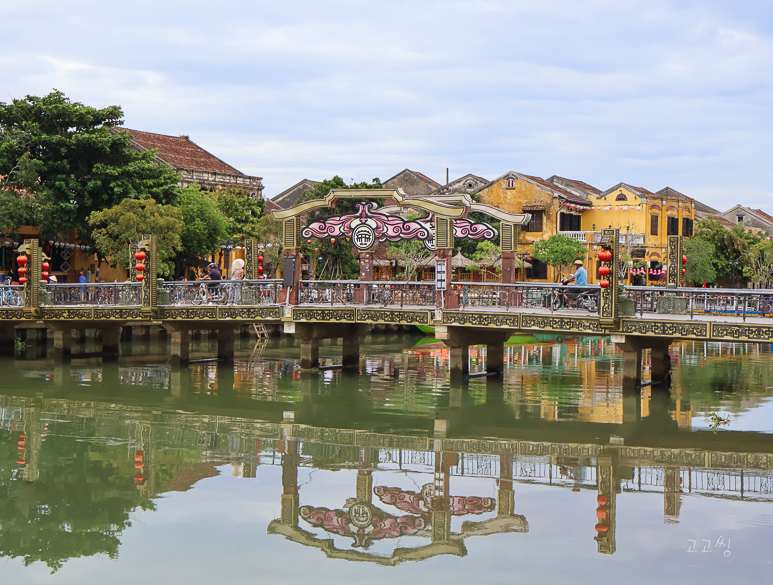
[298,280,435,307]
[0,284,24,307]
[453,281,601,314]
[42,282,143,306]
[161,279,283,306]
[622,285,773,321]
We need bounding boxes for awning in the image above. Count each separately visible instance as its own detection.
[521,205,546,211]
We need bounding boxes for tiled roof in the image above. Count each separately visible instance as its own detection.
[656,187,692,201]
[521,174,590,205]
[546,176,601,197]
[118,128,243,175]
[693,200,720,215]
[383,169,441,189]
[705,215,736,229]
[752,208,773,225]
[413,171,442,188]
[270,179,320,209]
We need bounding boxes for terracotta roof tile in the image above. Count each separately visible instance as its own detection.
[118,128,243,175]
[522,174,590,205]
[752,208,773,225]
[705,215,736,229]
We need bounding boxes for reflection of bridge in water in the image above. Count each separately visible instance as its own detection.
[3,377,773,561]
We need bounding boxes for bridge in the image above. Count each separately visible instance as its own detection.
[2,189,773,387]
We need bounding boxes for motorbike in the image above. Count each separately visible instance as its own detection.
[548,277,598,312]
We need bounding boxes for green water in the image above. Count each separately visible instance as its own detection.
[1,333,773,583]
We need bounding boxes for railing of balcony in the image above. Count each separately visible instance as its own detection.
[453,281,601,314]
[559,231,645,245]
[42,282,143,307]
[161,279,283,306]
[298,280,436,307]
[622,285,773,321]
[0,284,24,307]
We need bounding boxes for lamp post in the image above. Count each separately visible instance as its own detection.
[220,242,234,276]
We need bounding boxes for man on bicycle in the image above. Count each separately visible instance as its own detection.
[200,262,223,301]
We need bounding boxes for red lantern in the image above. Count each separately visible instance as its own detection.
[19,434,26,439]
[42,261,50,270]
[598,249,612,262]
[307,240,312,245]
[18,277,26,284]
[598,266,610,277]
[682,255,687,265]
[42,271,49,279]
[17,255,27,266]
[134,472,144,484]
[136,274,144,282]
[134,462,144,469]
[18,440,25,446]
[18,267,27,276]
[135,450,144,462]
[682,268,686,276]
[16,459,25,465]
[599,279,610,289]
[257,255,264,263]
[596,508,607,519]
[314,248,319,253]
[135,263,145,272]
[595,523,609,533]
[135,250,146,261]
[331,238,336,244]
[258,275,264,280]
[258,266,264,274]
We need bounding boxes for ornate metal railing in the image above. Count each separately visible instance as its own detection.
[161,279,282,306]
[622,285,773,321]
[42,282,143,306]
[0,284,24,307]
[298,280,436,307]
[453,281,601,314]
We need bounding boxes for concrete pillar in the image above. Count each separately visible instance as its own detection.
[158,327,168,342]
[486,342,505,376]
[449,345,469,380]
[0,326,16,353]
[300,339,319,370]
[217,328,235,363]
[170,330,190,365]
[622,389,642,424]
[102,326,121,360]
[140,326,151,341]
[342,335,359,369]
[191,330,202,340]
[664,467,682,523]
[76,328,87,342]
[650,343,672,384]
[622,348,642,389]
[52,328,72,361]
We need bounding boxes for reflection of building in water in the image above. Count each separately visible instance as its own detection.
[119,365,171,389]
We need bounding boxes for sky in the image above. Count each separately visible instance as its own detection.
[1,0,772,209]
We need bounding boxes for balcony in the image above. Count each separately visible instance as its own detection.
[560,231,645,245]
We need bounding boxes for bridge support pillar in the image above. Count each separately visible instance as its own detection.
[102,326,121,360]
[621,347,642,389]
[300,339,320,370]
[342,335,359,369]
[217,328,235,363]
[650,342,672,384]
[168,329,190,365]
[487,342,505,377]
[52,327,72,361]
[612,335,673,390]
[449,345,469,380]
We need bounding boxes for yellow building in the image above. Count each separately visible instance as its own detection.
[477,172,592,282]
[581,184,694,285]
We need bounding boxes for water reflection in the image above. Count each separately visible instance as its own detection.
[1,335,773,576]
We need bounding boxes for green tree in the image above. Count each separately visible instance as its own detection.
[215,187,266,241]
[0,187,42,233]
[693,219,763,283]
[385,239,434,281]
[530,234,587,281]
[89,199,184,277]
[253,214,284,278]
[742,239,773,288]
[175,185,229,259]
[301,175,383,279]
[469,240,502,274]
[683,238,717,285]
[0,90,180,241]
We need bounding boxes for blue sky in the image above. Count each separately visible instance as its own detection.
[1,0,771,208]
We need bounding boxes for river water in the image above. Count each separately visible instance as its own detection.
[1,332,773,583]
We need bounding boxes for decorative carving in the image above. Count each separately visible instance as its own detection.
[160,307,218,320]
[521,315,602,333]
[0,308,26,320]
[357,308,431,325]
[620,319,708,338]
[292,307,356,322]
[599,228,618,326]
[218,306,282,320]
[93,308,144,320]
[40,308,94,320]
[519,441,602,458]
[667,235,683,287]
[711,323,773,342]
[442,311,520,329]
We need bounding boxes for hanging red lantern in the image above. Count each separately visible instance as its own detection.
[598,266,610,277]
[258,275,264,280]
[314,248,319,253]
[599,279,610,289]
[682,255,687,265]
[18,440,25,446]
[135,450,144,462]
[18,277,26,284]
[595,523,609,533]
[598,249,612,262]
[307,239,312,245]
[135,250,146,261]
[19,434,26,439]
[331,238,336,244]
[136,274,144,282]
[18,267,27,276]
[17,255,27,266]
[596,508,608,519]
[135,263,145,272]
[42,261,50,270]
[257,255,264,263]
[258,266,264,274]
[41,271,49,279]
[134,472,144,484]
[134,462,144,469]
[16,459,26,465]
[682,268,686,276]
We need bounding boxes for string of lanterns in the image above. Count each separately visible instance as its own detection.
[48,240,91,252]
